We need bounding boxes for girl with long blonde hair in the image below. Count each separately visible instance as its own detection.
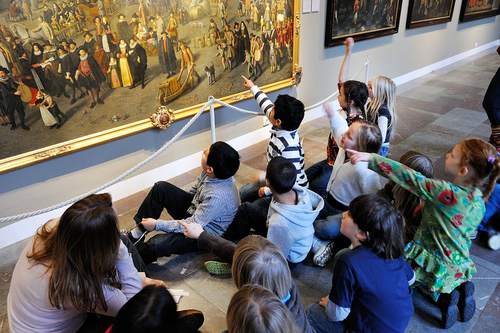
[367,75,397,157]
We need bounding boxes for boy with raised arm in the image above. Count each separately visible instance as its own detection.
[224,76,307,241]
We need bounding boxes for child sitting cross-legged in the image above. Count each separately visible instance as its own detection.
[305,79,368,198]
[127,141,240,264]
[265,156,324,263]
[311,104,385,267]
[307,194,414,333]
[224,76,307,241]
[189,156,323,262]
[215,156,324,263]
[348,137,500,328]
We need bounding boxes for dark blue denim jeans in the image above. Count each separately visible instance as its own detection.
[305,159,333,198]
[306,303,346,333]
[314,213,343,240]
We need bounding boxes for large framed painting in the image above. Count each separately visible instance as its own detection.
[0,0,301,173]
[324,0,403,47]
[406,0,457,28]
[459,0,499,21]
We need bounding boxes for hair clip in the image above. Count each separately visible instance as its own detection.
[487,155,496,164]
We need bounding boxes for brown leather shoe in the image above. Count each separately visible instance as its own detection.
[175,309,204,333]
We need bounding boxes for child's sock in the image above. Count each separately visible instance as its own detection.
[311,236,329,253]
[130,226,144,239]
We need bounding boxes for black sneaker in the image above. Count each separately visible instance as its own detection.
[127,223,147,245]
[438,289,459,329]
[458,281,475,322]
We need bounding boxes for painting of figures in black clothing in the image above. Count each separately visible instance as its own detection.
[459,0,499,22]
[406,0,456,28]
[324,0,403,47]
[0,0,298,173]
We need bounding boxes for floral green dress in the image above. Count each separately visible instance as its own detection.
[369,154,485,300]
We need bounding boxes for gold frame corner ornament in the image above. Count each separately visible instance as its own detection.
[292,65,303,86]
[0,0,301,174]
[150,106,175,129]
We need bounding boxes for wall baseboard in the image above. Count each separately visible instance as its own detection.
[392,40,499,86]
[0,39,498,249]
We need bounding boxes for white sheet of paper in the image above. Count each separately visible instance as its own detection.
[302,0,311,13]
[311,0,320,12]
[169,289,190,304]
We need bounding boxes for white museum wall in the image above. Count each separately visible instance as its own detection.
[297,0,500,106]
[0,0,499,246]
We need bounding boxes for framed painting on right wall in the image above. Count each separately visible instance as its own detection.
[459,0,500,22]
[406,0,457,28]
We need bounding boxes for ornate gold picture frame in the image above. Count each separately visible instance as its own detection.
[0,0,301,173]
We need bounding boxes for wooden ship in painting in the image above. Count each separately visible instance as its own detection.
[157,66,198,106]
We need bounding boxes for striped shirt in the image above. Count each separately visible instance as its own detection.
[250,85,308,187]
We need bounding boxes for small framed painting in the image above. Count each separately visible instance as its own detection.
[325,0,404,47]
[406,0,457,28]
[459,0,500,22]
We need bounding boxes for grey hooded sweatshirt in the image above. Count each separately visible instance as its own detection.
[267,185,324,263]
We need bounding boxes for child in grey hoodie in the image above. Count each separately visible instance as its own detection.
[266,156,324,263]
[180,157,324,267]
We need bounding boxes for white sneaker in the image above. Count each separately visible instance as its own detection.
[487,233,500,250]
[313,241,335,267]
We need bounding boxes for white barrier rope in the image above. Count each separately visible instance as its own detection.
[0,100,212,224]
[211,98,262,115]
[0,62,369,224]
